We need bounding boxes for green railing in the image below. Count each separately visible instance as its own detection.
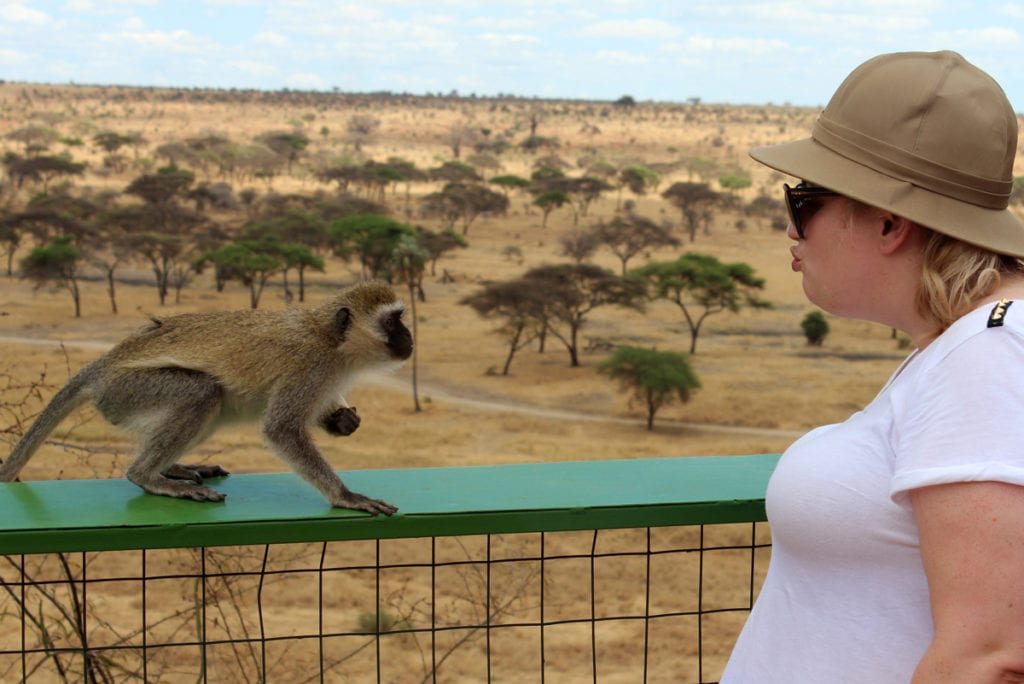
[0,454,778,683]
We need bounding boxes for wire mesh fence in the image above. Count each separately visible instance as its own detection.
[0,522,770,683]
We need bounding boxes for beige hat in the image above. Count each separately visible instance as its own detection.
[751,50,1024,257]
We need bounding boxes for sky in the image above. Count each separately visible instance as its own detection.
[1,1,1023,108]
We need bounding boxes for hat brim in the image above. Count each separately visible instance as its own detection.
[751,138,1024,258]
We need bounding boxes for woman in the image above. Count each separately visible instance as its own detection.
[722,51,1024,682]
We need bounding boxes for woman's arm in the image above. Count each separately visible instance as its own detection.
[910,480,1024,683]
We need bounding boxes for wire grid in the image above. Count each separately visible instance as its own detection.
[0,522,770,683]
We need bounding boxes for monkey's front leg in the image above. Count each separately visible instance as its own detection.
[264,406,396,515]
[319,405,360,436]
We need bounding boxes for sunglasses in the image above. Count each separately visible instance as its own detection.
[784,182,840,239]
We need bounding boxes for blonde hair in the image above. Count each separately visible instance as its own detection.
[916,229,1024,336]
[843,197,1024,338]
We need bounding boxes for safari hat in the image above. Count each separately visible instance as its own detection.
[751,50,1024,257]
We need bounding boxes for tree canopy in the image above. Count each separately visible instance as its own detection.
[523,263,646,367]
[328,213,418,280]
[597,345,701,430]
[632,253,769,353]
[21,235,83,317]
[661,182,723,242]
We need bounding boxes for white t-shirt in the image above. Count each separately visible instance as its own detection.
[721,300,1024,683]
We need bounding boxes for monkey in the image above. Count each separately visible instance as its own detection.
[0,280,412,516]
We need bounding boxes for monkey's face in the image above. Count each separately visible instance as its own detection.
[380,306,413,361]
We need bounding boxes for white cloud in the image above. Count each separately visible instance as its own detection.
[0,48,26,64]
[228,59,277,77]
[579,18,683,40]
[286,72,325,90]
[933,26,1021,49]
[1,3,49,24]
[684,35,790,54]
[63,0,97,12]
[693,1,930,33]
[63,0,158,11]
[997,3,1024,19]
[100,28,220,56]
[254,31,287,46]
[595,49,648,65]
[466,16,541,31]
[478,32,541,45]
[327,20,458,59]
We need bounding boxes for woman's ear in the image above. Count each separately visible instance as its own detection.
[877,214,918,255]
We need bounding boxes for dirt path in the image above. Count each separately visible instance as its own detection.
[0,334,804,439]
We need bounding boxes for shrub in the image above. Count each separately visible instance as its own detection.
[801,311,829,346]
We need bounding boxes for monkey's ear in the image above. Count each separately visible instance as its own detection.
[333,306,352,342]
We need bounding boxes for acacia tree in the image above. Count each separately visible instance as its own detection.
[443,121,480,159]
[559,228,601,264]
[661,182,723,242]
[346,114,380,151]
[489,174,531,198]
[429,160,482,184]
[533,190,568,228]
[594,213,680,274]
[524,264,646,367]
[6,124,60,154]
[256,131,310,174]
[421,182,508,235]
[201,242,281,309]
[3,154,85,191]
[616,165,660,208]
[416,226,468,277]
[632,253,770,354]
[239,211,327,301]
[719,170,752,194]
[21,235,84,317]
[745,195,785,230]
[120,165,207,304]
[383,157,427,211]
[0,220,20,276]
[391,235,429,411]
[460,279,548,375]
[556,176,613,222]
[597,346,701,430]
[278,243,324,303]
[328,214,417,280]
[93,131,142,172]
[85,212,131,314]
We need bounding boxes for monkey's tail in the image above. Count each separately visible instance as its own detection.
[0,363,98,482]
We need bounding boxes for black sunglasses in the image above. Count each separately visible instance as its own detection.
[784,182,840,239]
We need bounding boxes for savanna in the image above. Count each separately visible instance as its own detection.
[3,82,1009,682]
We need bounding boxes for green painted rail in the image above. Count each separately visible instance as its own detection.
[0,454,779,554]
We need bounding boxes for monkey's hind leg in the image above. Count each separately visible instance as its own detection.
[163,463,231,483]
[95,368,229,503]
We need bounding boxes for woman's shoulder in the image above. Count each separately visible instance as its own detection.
[915,299,1024,374]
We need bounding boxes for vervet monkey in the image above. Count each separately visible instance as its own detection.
[1,281,412,516]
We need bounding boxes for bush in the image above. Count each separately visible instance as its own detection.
[801,311,829,346]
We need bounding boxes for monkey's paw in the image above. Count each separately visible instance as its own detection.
[132,476,227,503]
[164,463,230,483]
[320,406,361,436]
[334,491,397,516]
[178,485,227,503]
